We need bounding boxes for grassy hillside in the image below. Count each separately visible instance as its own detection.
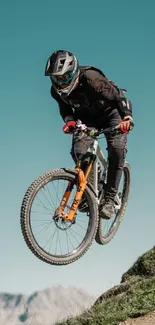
[56,246,155,325]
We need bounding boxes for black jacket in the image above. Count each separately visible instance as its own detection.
[51,66,132,127]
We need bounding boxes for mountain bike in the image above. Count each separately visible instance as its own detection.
[20,123,131,265]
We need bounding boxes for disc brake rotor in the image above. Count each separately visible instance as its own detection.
[53,205,75,230]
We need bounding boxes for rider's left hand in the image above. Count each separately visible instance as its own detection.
[119,116,134,134]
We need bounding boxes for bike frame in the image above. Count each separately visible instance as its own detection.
[55,127,122,222]
[55,138,107,222]
[88,139,107,195]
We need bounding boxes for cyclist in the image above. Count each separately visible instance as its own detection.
[45,50,134,219]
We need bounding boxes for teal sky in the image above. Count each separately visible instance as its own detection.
[0,0,155,297]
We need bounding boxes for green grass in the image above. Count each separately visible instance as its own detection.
[56,247,155,325]
[122,246,155,281]
[56,277,155,325]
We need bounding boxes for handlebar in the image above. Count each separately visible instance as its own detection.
[86,125,120,137]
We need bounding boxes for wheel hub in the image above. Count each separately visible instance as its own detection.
[53,205,75,230]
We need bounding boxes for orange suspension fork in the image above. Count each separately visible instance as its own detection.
[60,161,93,222]
[56,181,74,216]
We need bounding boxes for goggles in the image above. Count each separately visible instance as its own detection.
[52,71,74,85]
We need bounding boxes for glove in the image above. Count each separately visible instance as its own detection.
[119,116,134,134]
[62,121,76,134]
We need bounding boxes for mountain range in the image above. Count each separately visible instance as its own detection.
[0,285,96,325]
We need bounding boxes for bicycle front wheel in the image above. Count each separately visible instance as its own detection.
[20,168,98,265]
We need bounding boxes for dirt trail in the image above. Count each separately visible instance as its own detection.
[119,310,155,325]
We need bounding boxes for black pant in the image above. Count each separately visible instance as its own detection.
[104,109,127,199]
[71,108,127,199]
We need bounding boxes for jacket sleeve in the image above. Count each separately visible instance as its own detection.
[50,87,74,122]
[86,70,133,118]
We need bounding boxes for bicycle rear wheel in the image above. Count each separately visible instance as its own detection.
[95,162,131,245]
[20,168,98,265]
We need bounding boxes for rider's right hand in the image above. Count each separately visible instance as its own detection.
[119,116,134,134]
[63,121,76,134]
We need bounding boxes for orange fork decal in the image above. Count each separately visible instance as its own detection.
[56,181,73,216]
[62,168,87,222]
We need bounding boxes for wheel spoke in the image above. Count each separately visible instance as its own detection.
[33,221,53,237]
[40,187,55,211]
[33,198,54,213]
[67,228,80,245]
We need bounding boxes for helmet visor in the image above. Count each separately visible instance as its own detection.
[52,71,74,85]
